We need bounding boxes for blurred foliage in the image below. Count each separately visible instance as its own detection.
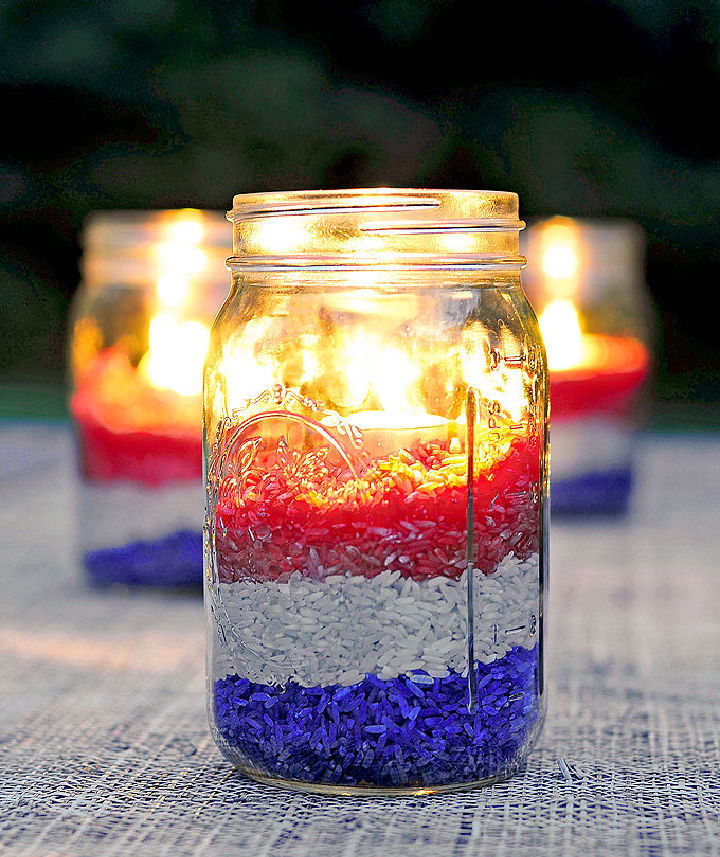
[1,0,719,412]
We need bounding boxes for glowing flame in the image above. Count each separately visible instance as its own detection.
[163,214,205,245]
[153,212,210,309]
[539,298,584,371]
[337,331,424,416]
[541,241,578,280]
[215,301,536,435]
[372,343,420,413]
[155,244,207,276]
[156,273,191,309]
[534,217,583,306]
[140,313,210,397]
[539,220,580,279]
[135,211,215,396]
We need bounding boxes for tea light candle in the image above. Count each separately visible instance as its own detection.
[344,409,451,457]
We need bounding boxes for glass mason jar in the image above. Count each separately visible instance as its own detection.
[204,189,548,794]
[70,209,229,587]
[521,217,651,514]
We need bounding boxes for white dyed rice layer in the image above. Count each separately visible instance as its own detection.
[78,480,202,550]
[212,552,539,687]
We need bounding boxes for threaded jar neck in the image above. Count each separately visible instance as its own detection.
[227,188,525,271]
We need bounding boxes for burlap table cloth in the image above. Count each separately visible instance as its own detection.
[1,425,718,856]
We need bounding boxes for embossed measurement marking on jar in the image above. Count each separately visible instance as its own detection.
[488,402,526,436]
[504,624,527,635]
[490,348,530,369]
[485,614,538,640]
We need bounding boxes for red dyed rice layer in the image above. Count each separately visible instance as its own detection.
[215,436,540,583]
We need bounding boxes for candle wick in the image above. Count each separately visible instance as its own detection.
[465,387,478,713]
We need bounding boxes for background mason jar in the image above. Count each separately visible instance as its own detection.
[521,217,652,514]
[70,209,229,588]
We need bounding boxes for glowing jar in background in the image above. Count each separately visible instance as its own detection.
[70,209,230,587]
[205,189,548,794]
[521,217,652,515]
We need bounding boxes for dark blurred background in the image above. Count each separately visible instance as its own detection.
[1,0,718,425]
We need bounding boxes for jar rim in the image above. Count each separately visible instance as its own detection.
[227,188,525,269]
[228,187,523,227]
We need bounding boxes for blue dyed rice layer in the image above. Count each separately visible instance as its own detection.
[214,644,540,788]
[553,468,633,515]
[84,529,202,588]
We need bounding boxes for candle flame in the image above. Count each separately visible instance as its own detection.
[163,214,206,245]
[155,243,208,276]
[156,273,191,309]
[538,298,584,371]
[337,331,422,415]
[140,313,210,397]
[215,295,539,434]
[154,213,210,309]
[534,218,583,304]
[137,211,216,396]
[541,241,578,280]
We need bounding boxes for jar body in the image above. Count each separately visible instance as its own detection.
[205,204,548,793]
[70,210,228,587]
[522,218,651,514]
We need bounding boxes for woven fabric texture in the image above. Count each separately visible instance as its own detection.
[1,426,718,857]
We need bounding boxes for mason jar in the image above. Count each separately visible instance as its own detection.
[70,209,229,587]
[204,189,548,794]
[521,217,651,514]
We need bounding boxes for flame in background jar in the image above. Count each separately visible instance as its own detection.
[138,211,213,397]
[538,298,584,371]
[532,216,649,376]
[537,218,582,295]
[154,211,211,309]
[540,234,579,280]
[140,313,210,397]
[537,290,648,379]
[532,216,588,372]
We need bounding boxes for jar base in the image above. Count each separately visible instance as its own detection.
[234,765,521,797]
